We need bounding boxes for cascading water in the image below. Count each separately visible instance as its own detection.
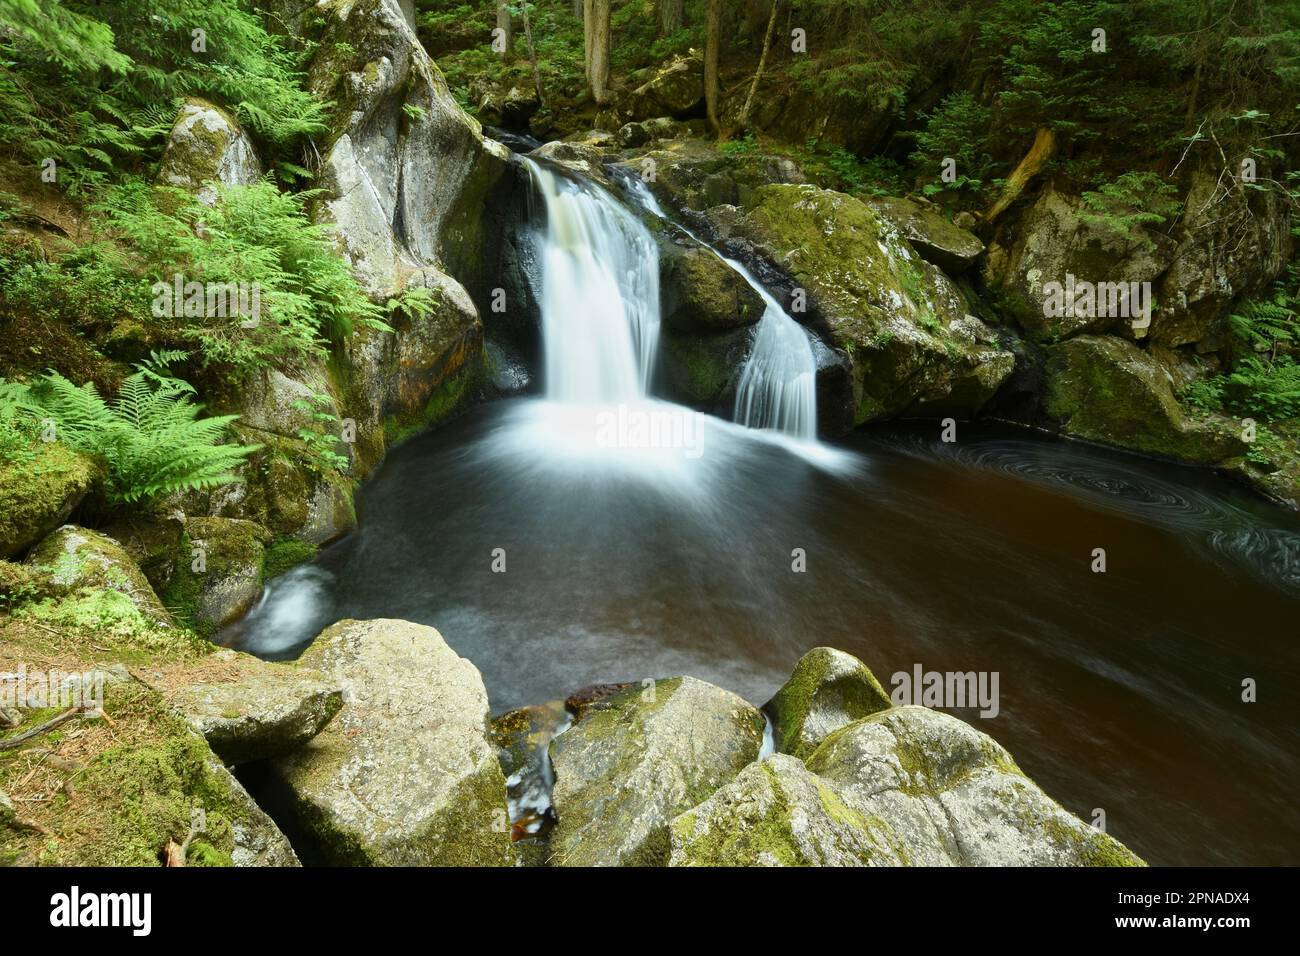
[620,174,819,440]
[523,159,660,402]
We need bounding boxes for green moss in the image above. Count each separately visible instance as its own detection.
[262,538,318,582]
[0,441,99,559]
[383,359,478,450]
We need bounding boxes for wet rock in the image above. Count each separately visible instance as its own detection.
[0,443,98,560]
[25,525,172,625]
[563,681,634,720]
[1044,335,1247,464]
[548,676,765,866]
[669,754,905,866]
[271,619,513,866]
[765,647,892,760]
[172,654,344,765]
[156,98,263,204]
[659,326,754,408]
[659,235,765,333]
[728,183,1014,425]
[868,196,985,274]
[178,517,269,628]
[806,706,1145,866]
[490,700,570,852]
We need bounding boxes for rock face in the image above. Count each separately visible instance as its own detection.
[983,183,1176,342]
[171,653,344,765]
[725,184,1014,427]
[0,443,98,560]
[1044,335,1247,463]
[669,754,906,866]
[156,97,263,204]
[548,676,766,866]
[271,619,513,866]
[765,647,892,760]
[868,196,985,274]
[806,706,1144,866]
[25,525,171,625]
[659,234,764,333]
[179,517,269,628]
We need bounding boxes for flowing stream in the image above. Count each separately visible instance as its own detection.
[226,159,1300,866]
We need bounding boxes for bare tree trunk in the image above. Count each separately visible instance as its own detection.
[521,1,544,106]
[586,0,612,105]
[705,0,722,136]
[573,0,582,18]
[658,0,684,35]
[738,0,779,132]
[496,1,514,61]
[983,127,1055,224]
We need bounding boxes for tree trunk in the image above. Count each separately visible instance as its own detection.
[521,1,544,106]
[573,0,582,18]
[983,126,1056,225]
[738,1,779,133]
[586,0,612,105]
[496,1,514,61]
[658,0,684,35]
[705,0,722,136]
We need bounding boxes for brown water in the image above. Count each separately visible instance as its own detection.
[228,400,1300,866]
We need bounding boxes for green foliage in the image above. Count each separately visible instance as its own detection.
[92,178,387,372]
[911,92,996,189]
[292,390,349,476]
[10,370,259,504]
[1080,172,1182,248]
[0,0,326,191]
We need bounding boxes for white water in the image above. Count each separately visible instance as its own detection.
[619,174,819,440]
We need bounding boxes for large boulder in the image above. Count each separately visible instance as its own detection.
[669,754,907,866]
[806,706,1145,866]
[170,650,344,765]
[624,55,704,121]
[548,676,766,866]
[1043,335,1247,464]
[659,233,765,333]
[765,647,892,760]
[271,619,513,866]
[723,184,1014,426]
[0,443,98,560]
[156,98,263,204]
[983,183,1176,343]
[25,525,172,626]
[868,196,985,274]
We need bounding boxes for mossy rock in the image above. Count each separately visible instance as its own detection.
[25,525,172,626]
[659,233,764,334]
[1043,335,1247,464]
[156,98,264,205]
[169,517,270,630]
[806,706,1145,866]
[669,754,905,866]
[0,442,99,560]
[548,676,765,866]
[764,647,892,760]
[0,675,297,866]
[270,619,514,866]
[868,196,985,274]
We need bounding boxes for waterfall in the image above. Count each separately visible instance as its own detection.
[522,159,660,402]
[618,173,818,440]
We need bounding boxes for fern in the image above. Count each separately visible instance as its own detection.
[26,370,260,504]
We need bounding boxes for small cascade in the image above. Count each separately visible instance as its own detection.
[618,174,818,440]
[522,159,660,402]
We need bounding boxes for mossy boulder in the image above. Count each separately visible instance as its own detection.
[0,442,99,560]
[728,183,1014,425]
[765,647,892,760]
[624,54,704,121]
[659,234,764,333]
[101,514,184,592]
[868,196,985,274]
[25,525,172,626]
[1043,335,1247,464]
[548,676,765,866]
[806,706,1145,866]
[156,97,264,205]
[175,516,270,629]
[658,326,754,408]
[626,139,805,215]
[170,649,344,765]
[669,754,906,866]
[270,619,514,866]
